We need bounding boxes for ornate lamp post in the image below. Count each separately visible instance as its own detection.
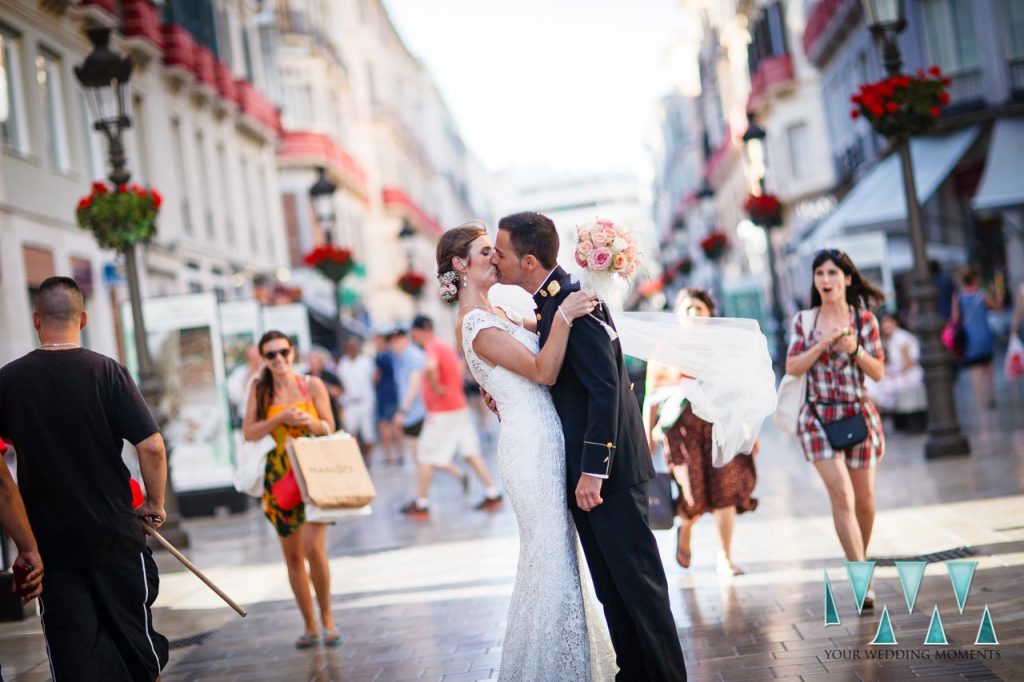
[309,167,338,242]
[308,167,346,345]
[398,219,416,271]
[75,29,189,545]
[741,111,788,368]
[861,0,969,458]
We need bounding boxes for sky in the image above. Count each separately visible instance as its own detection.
[382,0,699,176]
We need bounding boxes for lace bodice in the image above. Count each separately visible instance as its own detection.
[460,309,615,680]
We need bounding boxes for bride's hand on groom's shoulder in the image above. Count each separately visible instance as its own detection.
[559,292,598,322]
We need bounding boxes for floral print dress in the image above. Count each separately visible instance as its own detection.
[262,397,319,537]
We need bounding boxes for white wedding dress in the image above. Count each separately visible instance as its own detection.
[462,308,616,681]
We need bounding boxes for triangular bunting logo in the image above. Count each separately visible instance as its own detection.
[946,561,977,614]
[823,571,841,626]
[869,605,897,645]
[845,561,876,614]
[975,605,999,645]
[924,605,948,645]
[895,561,927,614]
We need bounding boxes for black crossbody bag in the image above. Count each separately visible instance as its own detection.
[807,308,869,450]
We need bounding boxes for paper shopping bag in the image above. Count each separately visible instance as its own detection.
[286,433,376,509]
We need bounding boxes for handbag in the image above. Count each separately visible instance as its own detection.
[773,310,813,435]
[806,308,868,450]
[645,473,675,530]
[270,469,303,510]
[233,433,275,498]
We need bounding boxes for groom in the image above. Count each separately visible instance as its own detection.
[492,212,687,681]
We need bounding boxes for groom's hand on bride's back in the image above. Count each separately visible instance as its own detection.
[480,388,500,420]
[575,474,604,511]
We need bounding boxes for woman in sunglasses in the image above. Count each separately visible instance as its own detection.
[242,330,340,648]
[786,250,886,608]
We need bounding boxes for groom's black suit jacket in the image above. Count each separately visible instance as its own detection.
[533,267,655,500]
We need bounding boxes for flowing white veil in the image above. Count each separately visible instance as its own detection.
[616,312,777,467]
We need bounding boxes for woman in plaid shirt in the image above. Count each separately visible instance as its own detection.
[786,250,886,607]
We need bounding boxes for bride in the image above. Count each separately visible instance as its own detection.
[437,222,616,680]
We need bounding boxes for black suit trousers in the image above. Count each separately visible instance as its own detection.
[571,482,687,681]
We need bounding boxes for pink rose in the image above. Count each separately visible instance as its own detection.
[575,250,589,267]
[578,239,594,255]
[577,228,593,242]
[598,229,617,245]
[592,230,609,246]
[611,253,627,271]
[587,247,612,271]
[623,263,637,278]
[596,218,616,229]
[625,246,638,259]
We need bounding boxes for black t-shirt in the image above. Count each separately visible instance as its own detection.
[0,348,159,569]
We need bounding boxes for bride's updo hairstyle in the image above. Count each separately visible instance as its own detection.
[436,220,487,303]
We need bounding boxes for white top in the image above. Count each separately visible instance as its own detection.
[337,353,376,405]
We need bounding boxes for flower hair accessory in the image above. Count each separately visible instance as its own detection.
[438,270,459,303]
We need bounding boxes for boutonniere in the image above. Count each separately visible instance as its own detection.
[546,280,561,297]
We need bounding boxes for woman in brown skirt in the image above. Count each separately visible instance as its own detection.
[652,289,758,575]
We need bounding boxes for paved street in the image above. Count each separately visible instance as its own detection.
[2,375,1023,681]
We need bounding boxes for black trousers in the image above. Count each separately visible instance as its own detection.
[39,549,169,681]
[572,482,687,681]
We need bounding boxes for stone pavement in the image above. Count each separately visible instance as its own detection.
[1,373,1023,681]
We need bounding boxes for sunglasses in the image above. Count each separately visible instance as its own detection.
[817,248,846,261]
[263,348,291,360]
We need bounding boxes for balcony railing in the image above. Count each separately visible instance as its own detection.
[1009,57,1024,97]
[946,67,985,108]
[803,0,860,66]
[277,9,348,76]
[748,54,795,110]
[832,134,867,188]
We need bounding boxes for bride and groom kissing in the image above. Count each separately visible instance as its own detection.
[437,212,687,681]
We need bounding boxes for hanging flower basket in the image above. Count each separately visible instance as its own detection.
[744,193,783,228]
[397,271,427,297]
[75,181,162,251]
[676,256,694,276]
[303,244,356,283]
[850,65,951,141]
[699,231,729,261]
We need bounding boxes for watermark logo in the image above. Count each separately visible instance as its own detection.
[823,560,999,646]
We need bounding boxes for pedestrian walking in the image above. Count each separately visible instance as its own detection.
[646,289,757,575]
[951,269,1000,409]
[337,337,377,460]
[865,313,926,431]
[242,330,341,649]
[400,316,503,518]
[374,333,401,465]
[786,251,886,608]
[0,276,170,680]
[307,346,343,430]
[390,329,427,463]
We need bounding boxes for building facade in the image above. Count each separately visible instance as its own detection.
[0,0,286,364]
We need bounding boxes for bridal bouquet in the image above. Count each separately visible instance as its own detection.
[574,218,639,300]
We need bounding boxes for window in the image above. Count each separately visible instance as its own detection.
[78,91,104,178]
[128,95,148,184]
[195,130,214,240]
[217,143,236,246]
[239,156,257,255]
[36,48,70,169]
[170,118,192,235]
[786,122,810,180]
[1008,0,1024,57]
[1,27,27,151]
[920,0,979,72]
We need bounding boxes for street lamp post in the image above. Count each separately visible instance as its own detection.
[75,29,190,545]
[742,112,789,368]
[308,167,344,346]
[861,0,969,458]
[398,220,416,271]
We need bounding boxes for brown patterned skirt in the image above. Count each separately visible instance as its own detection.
[664,404,758,519]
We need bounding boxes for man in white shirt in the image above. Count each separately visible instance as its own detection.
[337,337,377,459]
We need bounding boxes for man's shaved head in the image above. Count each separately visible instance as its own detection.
[35,277,85,324]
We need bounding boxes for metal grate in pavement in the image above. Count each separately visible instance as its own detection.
[168,631,215,650]
[873,546,978,566]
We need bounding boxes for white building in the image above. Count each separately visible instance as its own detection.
[0,0,286,364]
[269,0,491,337]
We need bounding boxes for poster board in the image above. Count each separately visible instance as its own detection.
[121,293,234,492]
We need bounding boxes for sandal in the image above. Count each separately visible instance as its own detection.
[295,631,320,649]
[322,627,342,647]
[676,525,691,568]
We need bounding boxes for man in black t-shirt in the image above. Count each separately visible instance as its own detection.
[0,277,169,681]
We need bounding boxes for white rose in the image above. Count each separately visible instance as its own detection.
[611,237,628,253]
